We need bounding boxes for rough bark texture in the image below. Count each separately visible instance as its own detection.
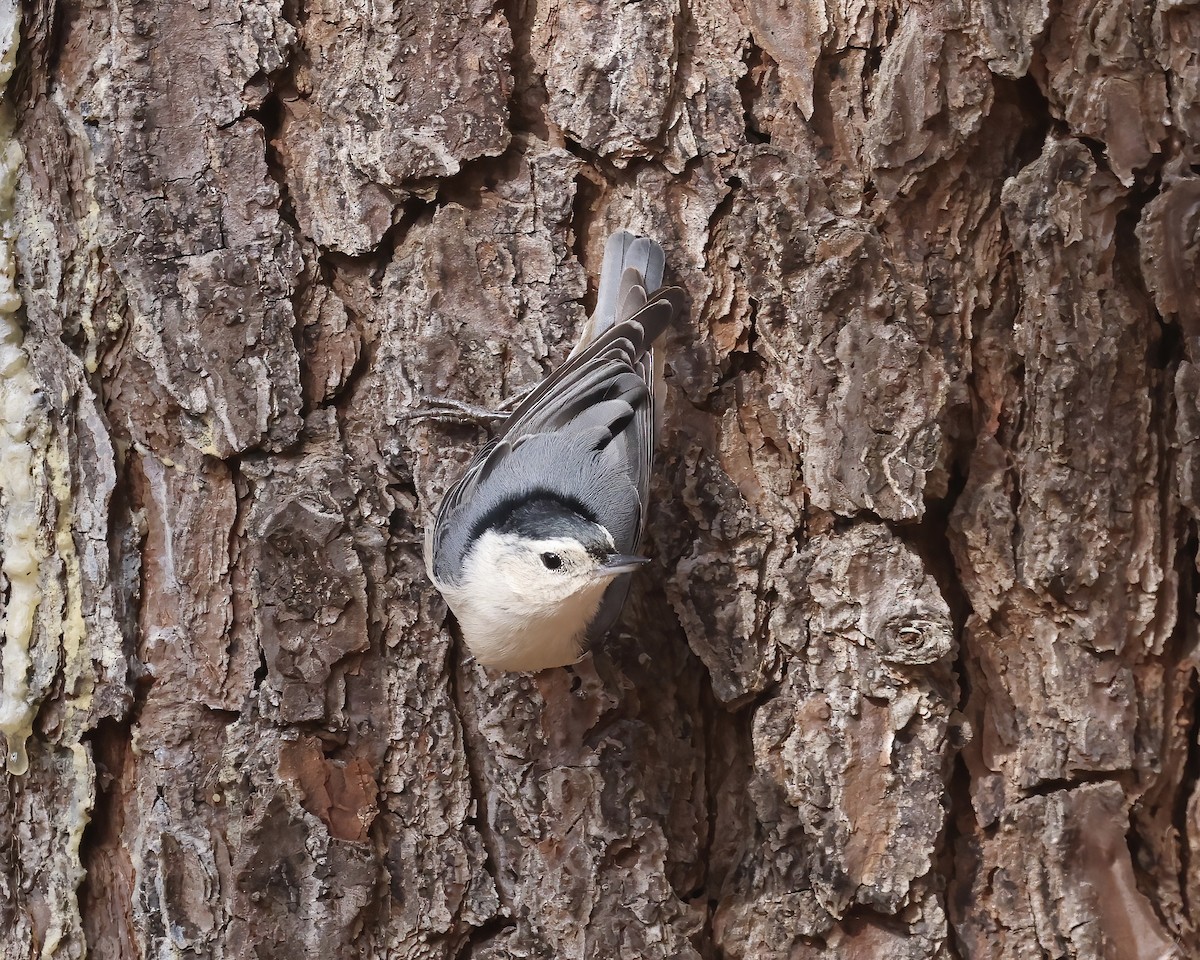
[1,0,1198,957]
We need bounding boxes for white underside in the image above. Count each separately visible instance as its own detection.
[442,578,608,671]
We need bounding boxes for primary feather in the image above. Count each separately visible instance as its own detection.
[426,230,685,670]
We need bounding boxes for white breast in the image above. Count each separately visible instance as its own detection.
[459,604,583,670]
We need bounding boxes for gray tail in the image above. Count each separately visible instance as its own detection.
[591,230,667,338]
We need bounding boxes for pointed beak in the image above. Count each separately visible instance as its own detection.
[595,554,652,577]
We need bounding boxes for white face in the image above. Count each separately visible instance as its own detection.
[447,527,638,670]
[465,531,616,615]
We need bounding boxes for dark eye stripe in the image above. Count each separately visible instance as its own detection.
[540,552,563,570]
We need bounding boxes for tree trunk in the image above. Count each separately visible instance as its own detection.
[1,0,1197,956]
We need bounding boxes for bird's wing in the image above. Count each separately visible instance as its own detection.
[499,286,682,442]
[425,434,507,587]
[581,256,681,643]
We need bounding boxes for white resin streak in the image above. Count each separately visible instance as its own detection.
[0,0,44,776]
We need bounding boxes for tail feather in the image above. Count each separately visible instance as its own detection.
[592,230,667,338]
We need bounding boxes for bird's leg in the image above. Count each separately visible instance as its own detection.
[401,384,535,425]
[496,382,535,412]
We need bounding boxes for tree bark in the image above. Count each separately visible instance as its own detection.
[1,0,1198,957]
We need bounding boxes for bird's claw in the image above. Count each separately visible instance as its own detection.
[402,384,536,425]
[400,396,509,424]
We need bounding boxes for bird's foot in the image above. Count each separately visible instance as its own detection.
[400,396,509,424]
[402,384,535,425]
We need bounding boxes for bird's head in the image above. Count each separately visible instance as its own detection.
[461,499,648,617]
[441,495,649,671]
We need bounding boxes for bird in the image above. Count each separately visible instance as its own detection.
[424,229,686,671]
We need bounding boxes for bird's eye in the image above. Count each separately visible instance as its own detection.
[540,552,563,570]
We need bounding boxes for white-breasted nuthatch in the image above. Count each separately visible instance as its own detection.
[425,230,686,670]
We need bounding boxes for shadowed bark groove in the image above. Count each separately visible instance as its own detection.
[0,0,1197,957]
